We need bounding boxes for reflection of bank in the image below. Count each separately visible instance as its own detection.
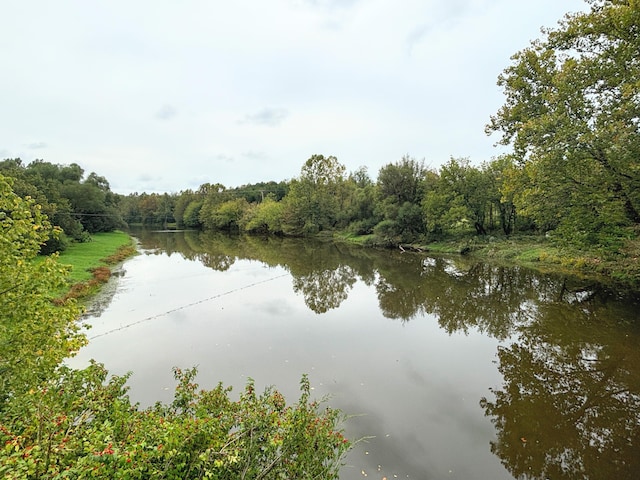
[82,264,127,319]
[481,307,640,479]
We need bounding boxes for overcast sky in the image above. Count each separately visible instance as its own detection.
[1,0,588,194]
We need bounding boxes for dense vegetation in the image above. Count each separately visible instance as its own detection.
[0,159,125,253]
[0,174,351,478]
[0,1,638,476]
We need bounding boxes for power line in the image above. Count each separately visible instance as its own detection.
[69,212,122,217]
[88,273,288,340]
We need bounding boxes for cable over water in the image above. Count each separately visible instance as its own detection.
[88,273,289,340]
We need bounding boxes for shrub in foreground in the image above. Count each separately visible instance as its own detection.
[0,364,351,479]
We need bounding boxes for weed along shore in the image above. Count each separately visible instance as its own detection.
[54,230,137,304]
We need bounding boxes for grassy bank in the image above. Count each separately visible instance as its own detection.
[335,231,640,289]
[53,230,137,302]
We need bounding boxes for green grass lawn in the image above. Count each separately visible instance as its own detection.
[56,230,135,283]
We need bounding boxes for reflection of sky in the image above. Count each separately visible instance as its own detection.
[67,251,512,480]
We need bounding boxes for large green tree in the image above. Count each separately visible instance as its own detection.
[423,158,493,236]
[374,156,428,242]
[282,155,346,235]
[487,0,640,244]
[0,175,83,402]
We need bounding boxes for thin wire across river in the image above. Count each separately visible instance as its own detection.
[88,273,289,340]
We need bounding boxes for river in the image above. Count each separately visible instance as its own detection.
[67,229,640,479]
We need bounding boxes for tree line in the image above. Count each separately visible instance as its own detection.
[0,158,125,253]
[123,154,523,240]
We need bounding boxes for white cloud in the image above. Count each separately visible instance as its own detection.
[241,108,289,127]
[155,105,178,121]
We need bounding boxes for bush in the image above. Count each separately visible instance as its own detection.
[0,365,351,479]
[373,219,401,245]
[39,231,69,255]
[347,218,377,236]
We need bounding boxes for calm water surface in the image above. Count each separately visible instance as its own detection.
[67,230,640,479]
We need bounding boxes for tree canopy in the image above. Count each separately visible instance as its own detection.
[0,174,84,402]
[487,0,640,244]
[0,159,124,251]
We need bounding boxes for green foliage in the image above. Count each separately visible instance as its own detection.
[124,192,176,227]
[440,158,491,235]
[0,175,84,402]
[201,198,250,231]
[377,155,426,205]
[373,219,402,245]
[487,0,640,245]
[282,155,346,235]
[487,155,523,235]
[0,365,351,479]
[183,200,204,229]
[374,156,428,241]
[198,184,230,230]
[230,181,289,204]
[347,217,378,236]
[173,191,198,228]
[0,159,124,242]
[242,198,285,234]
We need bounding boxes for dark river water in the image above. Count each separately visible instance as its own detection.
[67,230,640,480]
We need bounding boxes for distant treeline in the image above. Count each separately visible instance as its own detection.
[118,154,521,241]
[116,149,638,254]
[2,150,637,257]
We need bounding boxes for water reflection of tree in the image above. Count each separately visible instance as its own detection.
[373,251,640,478]
[287,242,359,313]
[129,230,373,313]
[127,229,640,476]
[375,256,553,338]
[479,294,640,480]
[292,265,357,313]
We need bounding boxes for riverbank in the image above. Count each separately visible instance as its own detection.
[335,231,640,290]
[53,230,137,303]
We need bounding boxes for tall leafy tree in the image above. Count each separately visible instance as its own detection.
[487,0,640,244]
[0,175,83,402]
[377,155,426,205]
[342,166,379,234]
[62,174,123,233]
[173,190,197,228]
[198,183,229,230]
[374,156,428,241]
[423,158,491,235]
[484,156,519,235]
[282,155,346,235]
[0,159,85,246]
[243,197,285,234]
[206,198,250,231]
